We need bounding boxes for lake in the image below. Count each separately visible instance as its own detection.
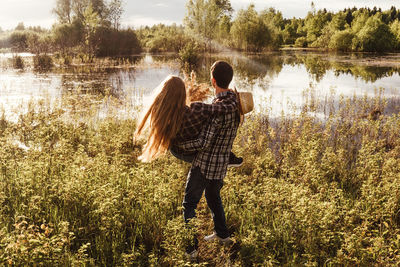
[1,51,399,120]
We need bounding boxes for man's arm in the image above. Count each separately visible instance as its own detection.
[190,93,237,116]
[174,116,221,152]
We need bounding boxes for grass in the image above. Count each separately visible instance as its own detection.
[1,89,400,266]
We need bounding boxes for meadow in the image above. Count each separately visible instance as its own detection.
[1,86,400,266]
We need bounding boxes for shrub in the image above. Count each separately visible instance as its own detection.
[178,42,200,69]
[33,54,54,71]
[96,27,142,57]
[329,30,355,51]
[294,36,308,48]
[12,55,24,69]
[9,31,29,52]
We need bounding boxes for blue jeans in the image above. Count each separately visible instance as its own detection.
[183,166,229,253]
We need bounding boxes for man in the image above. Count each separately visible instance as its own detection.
[174,61,241,259]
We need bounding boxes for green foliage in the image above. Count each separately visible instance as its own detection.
[294,36,308,48]
[353,15,397,52]
[184,0,233,51]
[2,87,400,265]
[96,27,141,56]
[51,0,141,58]
[282,19,303,44]
[303,9,332,44]
[178,42,201,68]
[312,12,349,48]
[52,21,83,53]
[231,4,272,51]
[27,33,53,55]
[329,30,355,51]
[33,55,54,71]
[9,31,29,52]
[390,19,400,49]
[137,24,189,53]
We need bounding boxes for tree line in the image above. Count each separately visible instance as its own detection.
[1,0,400,59]
[138,1,400,53]
[0,0,141,61]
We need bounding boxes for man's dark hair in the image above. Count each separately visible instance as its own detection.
[211,61,233,89]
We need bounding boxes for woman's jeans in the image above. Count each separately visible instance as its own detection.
[182,166,229,253]
[169,145,196,163]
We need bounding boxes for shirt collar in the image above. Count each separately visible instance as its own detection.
[215,90,234,99]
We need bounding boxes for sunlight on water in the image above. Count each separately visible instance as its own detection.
[1,52,399,120]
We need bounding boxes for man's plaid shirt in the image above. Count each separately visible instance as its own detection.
[174,91,240,180]
[173,91,238,143]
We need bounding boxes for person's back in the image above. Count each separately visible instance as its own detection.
[191,91,240,180]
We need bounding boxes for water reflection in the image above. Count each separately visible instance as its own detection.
[1,51,399,119]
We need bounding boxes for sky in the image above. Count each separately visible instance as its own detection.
[0,0,399,30]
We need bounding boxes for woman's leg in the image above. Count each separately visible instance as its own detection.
[170,145,197,163]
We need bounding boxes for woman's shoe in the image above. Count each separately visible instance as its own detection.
[228,153,243,167]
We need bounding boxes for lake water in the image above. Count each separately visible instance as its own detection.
[1,51,399,119]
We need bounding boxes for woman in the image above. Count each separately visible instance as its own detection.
[135,75,241,164]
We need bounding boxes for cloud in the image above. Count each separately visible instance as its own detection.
[122,15,178,28]
[154,3,168,8]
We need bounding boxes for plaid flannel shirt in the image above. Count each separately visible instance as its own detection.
[173,91,238,143]
[175,91,240,180]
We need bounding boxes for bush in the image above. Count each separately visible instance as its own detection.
[96,27,142,57]
[52,22,83,53]
[294,36,308,48]
[33,54,54,71]
[12,55,24,69]
[329,30,355,51]
[178,42,200,68]
[9,31,29,52]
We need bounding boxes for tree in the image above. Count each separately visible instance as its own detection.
[390,19,400,49]
[354,15,396,52]
[231,5,271,51]
[82,4,101,59]
[184,0,232,51]
[9,31,29,52]
[15,22,25,31]
[108,0,123,29]
[303,10,332,44]
[329,30,354,51]
[53,0,72,23]
[282,18,302,44]
[260,8,284,48]
[312,12,347,48]
[52,21,83,53]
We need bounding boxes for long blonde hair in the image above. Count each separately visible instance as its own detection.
[135,76,187,162]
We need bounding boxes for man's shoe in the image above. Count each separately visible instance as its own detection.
[228,153,243,167]
[204,232,233,245]
[185,249,198,261]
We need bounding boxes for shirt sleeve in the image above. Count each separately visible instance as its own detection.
[174,116,222,152]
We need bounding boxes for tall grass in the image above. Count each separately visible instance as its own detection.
[1,90,400,265]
